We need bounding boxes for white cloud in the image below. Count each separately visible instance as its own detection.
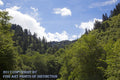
[90,0,117,8]
[6,6,46,39]
[9,6,20,11]
[69,34,82,41]
[30,7,39,20]
[30,7,38,12]
[53,8,72,16]
[5,6,76,42]
[72,35,77,39]
[47,31,69,41]
[71,35,77,40]
[0,0,4,6]
[75,18,102,30]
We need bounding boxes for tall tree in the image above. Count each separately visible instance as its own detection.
[102,13,108,21]
[94,20,102,30]
[85,28,89,34]
[0,11,17,79]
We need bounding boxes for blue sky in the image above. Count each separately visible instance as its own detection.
[0,0,119,41]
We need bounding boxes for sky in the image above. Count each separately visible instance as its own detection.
[0,0,119,42]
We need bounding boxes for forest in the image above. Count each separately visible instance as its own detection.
[0,2,120,80]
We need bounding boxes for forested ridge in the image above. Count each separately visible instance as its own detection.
[11,24,75,54]
[0,2,120,80]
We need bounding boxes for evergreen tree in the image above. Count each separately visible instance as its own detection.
[85,28,89,34]
[110,3,120,17]
[94,20,102,30]
[102,13,108,21]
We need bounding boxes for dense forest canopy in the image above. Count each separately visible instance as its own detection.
[0,2,120,80]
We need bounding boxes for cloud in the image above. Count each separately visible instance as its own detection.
[30,7,39,19]
[75,18,102,30]
[53,8,72,16]
[6,6,46,38]
[5,6,76,42]
[0,0,4,6]
[89,0,117,8]
[47,31,69,41]
[9,6,20,11]
[30,7,38,12]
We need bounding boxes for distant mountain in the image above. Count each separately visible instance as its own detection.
[48,40,77,48]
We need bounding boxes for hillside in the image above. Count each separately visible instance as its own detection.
[58,12,120,80]
[90,14,120,43]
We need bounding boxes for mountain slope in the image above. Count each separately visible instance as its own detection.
[58,13,120,80]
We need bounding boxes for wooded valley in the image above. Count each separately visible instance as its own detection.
[0,2,120,80]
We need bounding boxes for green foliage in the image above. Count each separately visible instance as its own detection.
[11,24,48,54]
[21,51,48,74]
[58,10,120,80]
[59,35,107,80]
[11,24,74,55]
[0,11,18,79]
[105,40,120,80]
